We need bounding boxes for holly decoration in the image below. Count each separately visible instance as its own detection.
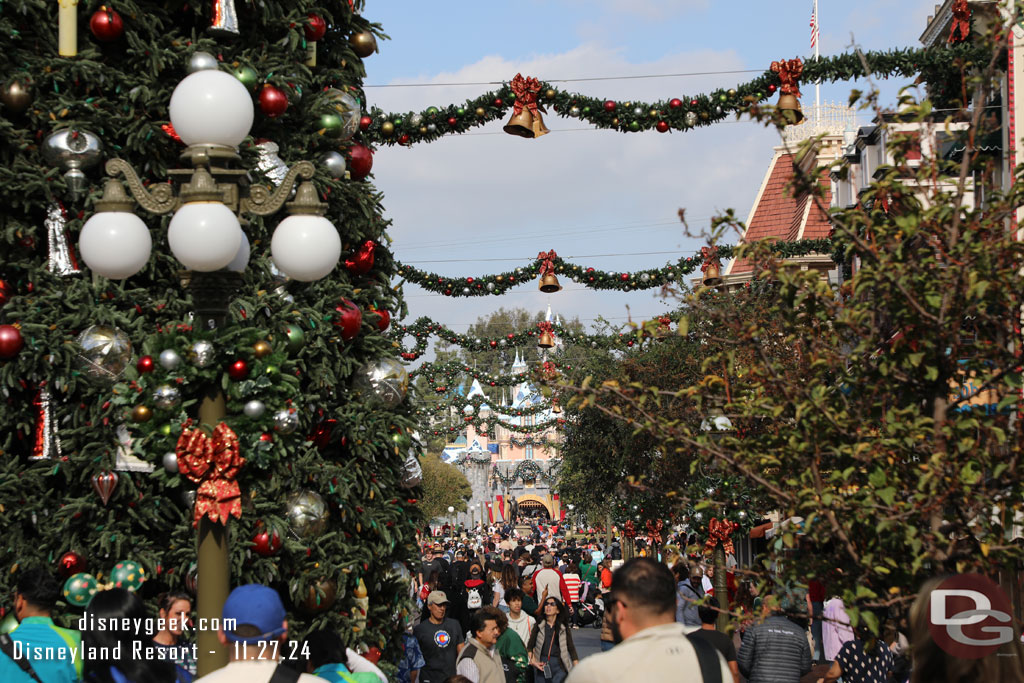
[90,6,124,42]
[334,299,362,341]
[347,143,373,180]
[0,324,24,359]
[259,84,288,118]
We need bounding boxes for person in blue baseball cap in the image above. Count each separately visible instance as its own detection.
[194,584,322,683]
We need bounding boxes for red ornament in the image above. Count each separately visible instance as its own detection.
[347,143,373,180]
[344,240,376,275]
[364,647,382,665]
[398,134,410,145]
[620,273,629,281]
[136,355,155,373]
[90,6,124,42]
[304,13,327,42]
[690,99,699,106]
[359,115,372,131]
[258,84,288,118]
[669,98,682,109]
[259,433,273,442]
[494,98,503,106]
[0,324,24,359]
[308,419,337,450]
[251,528,282,557]
[603,100,616,112]
[656,121,670,133]
[227,359,249,380]
[334,299,362,341]
[768,84,777,94]
[367,307,390,332]
[57,551,87,578]
[91,471,118,506]
[0,279,10,307]
[448,116,458,127]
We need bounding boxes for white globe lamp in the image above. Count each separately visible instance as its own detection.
[269,182,340,282]
[168,202,242,272]
[226,229,250,273]
[79,211,152,279]
[168,70,254,148]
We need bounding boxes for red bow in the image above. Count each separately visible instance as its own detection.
[540,361,559,381]
[537,321,554,336]
[623,520,637,539]
[700,246,721,273]
[646,519,664,545]
[704,518,737,556]
[537,249,558,277]
[344,240,376,275]
[949,0,970,43]
[176,421,245,527]
[770,58,804,97]
[510,73,543,117]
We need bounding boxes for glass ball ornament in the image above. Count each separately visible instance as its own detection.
[168,202,242,272]
[187,51,219,73]
[569,106,581,117]
[410,113,423,126]
[399,454,423,489]
[284,490,328,538]
[640,272,650,282]
[244,399,266,419]
[738,510,747,520]
[162,452,179,473]
[273,409,299,434]
[353,358,409,407]
[319,151,346,179]
[79,211,152,279]
[169,70,254,148]
[322,89,361,140]
[486,282,495,292]
[159,349,181,370]
[75,325,132,383]
[63,573,99,607]
[685,111,698,127]
[109,560,146,591]
[189,340,215,368]
[427,123,437,133]
[270,214,341,282]
[153,384,181,410]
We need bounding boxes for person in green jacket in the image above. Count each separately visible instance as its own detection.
[482,606,529,683]
[303,629,381,683]
[579,551,598,589]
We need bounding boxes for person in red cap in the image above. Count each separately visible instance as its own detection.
[194,584,322,682]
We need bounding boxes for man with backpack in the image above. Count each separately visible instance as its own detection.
[566,559,730,683]
[0,567,83,683]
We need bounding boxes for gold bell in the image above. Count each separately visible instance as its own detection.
[552,401,562,414]
[538,272,562,293]
[531,110,550,138]
[503,109,536,138]
[776,93,804,125]
[538,331,555,348]
[702,263,723,287]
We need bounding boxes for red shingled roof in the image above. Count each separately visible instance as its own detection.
[730,151,832,274]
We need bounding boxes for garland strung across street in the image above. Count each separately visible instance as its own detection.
[410,359,568,387]
[492,459,556,486]
[361,44,984,146]
[395,238,836,297]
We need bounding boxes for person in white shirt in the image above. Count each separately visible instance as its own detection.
[195,584,323,683]
[504,588,535,647]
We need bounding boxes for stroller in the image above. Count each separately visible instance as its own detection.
[576,583,604,627]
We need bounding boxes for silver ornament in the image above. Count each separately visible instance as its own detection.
[285,490,328,538]
[694,512,703,522]
[153,384,181,410]
[685,111,698,127]
[244,400,266,419]
[399,454,423,489]
[189,340,216,368]
[208,0,239,35]
[353,359,409,407]
[426,123,437,133]
[319,151,347,179]
[323,89,361,141]
[640,272,651,282]
[163,452,179,473]
[633,107,643,116]
[256,141,289,186]
[45,203,80,276]
[738,510,747,520]
[569,106,581,117]
[486,282,495,292]
[181,489,197,509]
[41,129,103,199]
[159,349,182,371]
[187,51,219,73]
[76,325,132,383]
[273,409,299,434]
[410,113,423,126]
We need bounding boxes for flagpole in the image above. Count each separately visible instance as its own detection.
[814,0,820,114]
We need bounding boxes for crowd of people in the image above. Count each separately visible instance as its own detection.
[2,520,1024,682]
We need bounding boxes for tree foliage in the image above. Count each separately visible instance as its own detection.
[418,452,473,522]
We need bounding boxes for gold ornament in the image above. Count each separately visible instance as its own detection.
[1,81,33,114]
[301,579,338,613]
[702,263,723,287]
[532,111,550,138]
[381,121,395,136]
[419,125,427,134]
[611,117,620,126]
[496,275,504,282]
[252,340,272,358]
[776,93,804,125]
[475,107,486,117]
[350,31,377,58]
[504,109,535,138]
[132,405,152,423]
[538,273,561,293]
[545,89,556,99]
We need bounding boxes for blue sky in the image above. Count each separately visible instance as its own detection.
[363,0,941,353]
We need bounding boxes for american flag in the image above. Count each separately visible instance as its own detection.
[810,4,819,49]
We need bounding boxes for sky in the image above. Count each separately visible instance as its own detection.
[362,0,942,360]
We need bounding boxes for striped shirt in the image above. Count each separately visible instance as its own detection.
[563,573,581,603]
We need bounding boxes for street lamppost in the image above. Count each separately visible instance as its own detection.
[567,503,575,537]
[701,409,735,631]
[448,505,455,530]
[81,69,341,675]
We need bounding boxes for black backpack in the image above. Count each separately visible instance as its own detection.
[685,633,723,683]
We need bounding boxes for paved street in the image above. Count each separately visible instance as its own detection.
[571,623,604,660]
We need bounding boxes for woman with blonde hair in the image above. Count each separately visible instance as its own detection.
[908,577,1024,683]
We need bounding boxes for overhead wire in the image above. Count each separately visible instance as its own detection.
[363,68,768,89]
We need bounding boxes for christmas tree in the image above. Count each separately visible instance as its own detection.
[0,0,419,672]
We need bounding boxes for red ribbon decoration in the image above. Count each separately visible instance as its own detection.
[949,0,970,43]
[344,240,376,275]
[540,361,559,381]
[700,246,721,273]
[645,519,664,545]
[160,123,183,144]
[770,58,804,97]
[176,421,245,527]
[510,73,543,117]
[537,249,558,277]
[537,321,554,336]
[704,518,738,556]
[623,520,637,539]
